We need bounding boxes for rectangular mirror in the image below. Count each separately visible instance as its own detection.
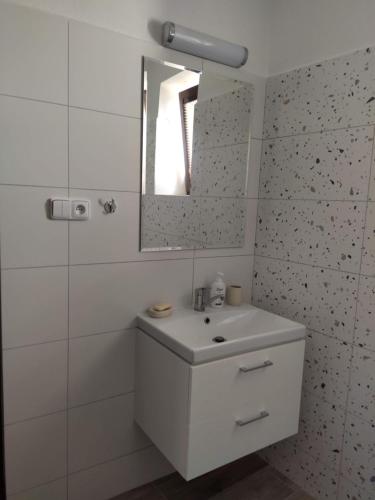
[141,56,254,251]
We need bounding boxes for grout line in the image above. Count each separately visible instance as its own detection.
[1,92,273,142]
[1,257,195,271]
[7,475,67,498]
[68,445,153,476]
[3,326,131,350]
[14,251,364,271]
[305,327,352,346]
[194,140,250,152]
[66,20,70,500]
[68,257,195,266]
[1,181,372,203]
[4,313,372,354]
[0,182,141,194]
[0,92,67,107]
[0,91,141,121]
[69,327,136,341]
[143,192,258,200]
[337,473,374,497]
[253,253,361,277]
[0,182,70,190]
[2,338,69,351]
[69,187,140,194]
[335,124,375,499]
[67,391,135,411]
[8,446,156,498]
[251,137,264,301]
[2,338,68,352]
[0,264,71,272]
[263,122,375,142]
[191,252,196,307]
[257,197,373,203]
[4,391,135,427]
[194,253,254,260]
[69,104,140,120]
[336,403,375,427]
[0,232,6,498]
[302,386,348,413]
[4,408,66,427]
[263,438,338,484]
[251,81,267,300]
[4,258,373,275]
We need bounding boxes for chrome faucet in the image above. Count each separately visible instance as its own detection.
[194,287,225,312]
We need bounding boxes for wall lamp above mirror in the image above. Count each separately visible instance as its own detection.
[162,22,248,68]
[140,57,254,252]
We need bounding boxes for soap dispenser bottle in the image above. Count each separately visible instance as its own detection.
[209,272,226,308]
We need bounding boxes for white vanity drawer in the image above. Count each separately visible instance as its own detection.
[187,398,298,479]
[189,340,305,424]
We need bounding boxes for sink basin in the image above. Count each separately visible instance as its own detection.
[137,304,305,364]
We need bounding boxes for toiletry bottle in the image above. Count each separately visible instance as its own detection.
[209,272,226,308]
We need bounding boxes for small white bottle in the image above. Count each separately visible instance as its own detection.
[209,272,226,308]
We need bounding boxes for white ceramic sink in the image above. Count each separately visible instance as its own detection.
[137,304,305,364]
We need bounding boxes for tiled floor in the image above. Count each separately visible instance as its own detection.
[112,454,314,500]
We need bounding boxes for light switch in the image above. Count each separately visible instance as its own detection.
[50,198,70,220]
[52,199,62,218]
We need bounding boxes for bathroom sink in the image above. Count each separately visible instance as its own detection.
[137,305,305,364]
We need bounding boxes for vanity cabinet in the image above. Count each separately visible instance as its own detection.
[135,330,305,480]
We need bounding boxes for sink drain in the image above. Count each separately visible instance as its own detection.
[212,336,226,343]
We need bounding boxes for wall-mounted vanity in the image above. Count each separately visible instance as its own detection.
[135,305,305,480]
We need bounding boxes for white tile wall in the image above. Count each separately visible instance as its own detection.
[2,267,68,349]
[69,195,195,264]
[69,108,140,191]
[0,3,67,103]
[69,189,195,264]
[69,21,202,117]
[193,255,254,302]
[68,447,173,500]
[0,186,68,269]
[3,341,67,424]
[68,330,135,407]
[69,260,194,337]
[68,393,149,473]
[0,4,263,499]
[0,96,68,187]
[69,20,144,116]
[69,190,140,265]
[5,412,67,494]
[8,478,67,500]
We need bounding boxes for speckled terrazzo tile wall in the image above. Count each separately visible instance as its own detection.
[191,85,252,248]
[253,47,375,500]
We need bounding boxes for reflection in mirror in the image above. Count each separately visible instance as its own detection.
[141,57,253,251]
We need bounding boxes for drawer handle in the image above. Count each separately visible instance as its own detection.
[236,410,270,427]
[239,360,273,373]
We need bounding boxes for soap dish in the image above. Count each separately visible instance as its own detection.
[147,305,173,319]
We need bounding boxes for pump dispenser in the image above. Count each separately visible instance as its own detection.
[209,272,226,308]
